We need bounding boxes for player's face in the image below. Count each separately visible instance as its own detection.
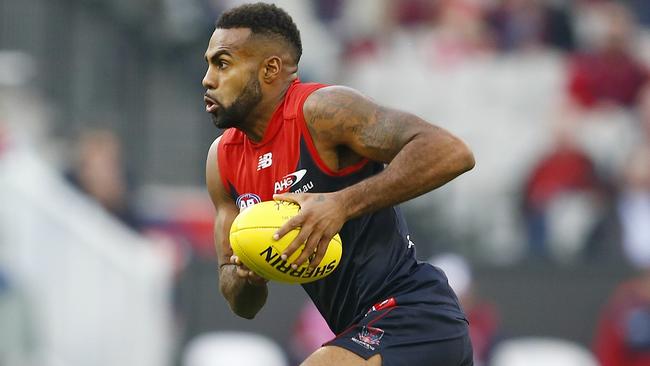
[203,28,263,129]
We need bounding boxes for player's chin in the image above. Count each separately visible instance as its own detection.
[210,113,226,129]
[210,113,236,129]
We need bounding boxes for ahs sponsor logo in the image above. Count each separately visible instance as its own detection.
[274,169,308,194]
[351,326,385,351]
[258,245,337,278]
[236,193,261,210]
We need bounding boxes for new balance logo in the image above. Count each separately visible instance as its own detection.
[257,152,273,171]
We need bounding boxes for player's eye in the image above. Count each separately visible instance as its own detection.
[217,60,229,69]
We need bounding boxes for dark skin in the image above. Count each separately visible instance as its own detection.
[204,27,296,318]
[204,28,475,321]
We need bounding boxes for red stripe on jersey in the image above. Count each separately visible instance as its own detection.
[217,106,300,201]
[216,80,369,202]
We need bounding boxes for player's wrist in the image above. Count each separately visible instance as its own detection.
[334,189,359,220]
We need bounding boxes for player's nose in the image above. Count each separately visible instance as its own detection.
[202,69,217,90]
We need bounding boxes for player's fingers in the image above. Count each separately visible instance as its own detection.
[247,270,261,280]
[274,213,304,241]
[311,236,331,269]
[235,266,249,278]
[231,255,251,271]
[246,271,268,286]
[273,193,300,204]
[293,232,321,268]
[280,224,310,261]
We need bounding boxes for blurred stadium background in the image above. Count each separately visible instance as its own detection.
[2,0,650,365]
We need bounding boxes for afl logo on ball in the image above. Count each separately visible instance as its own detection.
[236,193,261,210]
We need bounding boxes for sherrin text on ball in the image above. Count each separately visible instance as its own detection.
[229,200,342,284]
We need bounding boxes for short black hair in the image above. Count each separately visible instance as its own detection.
[216,3,302,63]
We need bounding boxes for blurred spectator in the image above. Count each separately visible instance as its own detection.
[390,0,438,28]
[287,301,334,365]
[312,0,345,25]
[592,113,650,364]
[568,1,648,110]
[487,0,575,52]
[522,124,602,260]
[424,0,494,68]
[627,0,650,28]
[0,121,8,158]
[0,269,38,366]
[430,253,501,366]
[341,0,494,68]
[616,145,650,269]
[65,129,141,231]
[592,267,650,366]
[588,82,650,262]
[638,82,650,140]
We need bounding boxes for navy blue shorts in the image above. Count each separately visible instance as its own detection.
[325,298,473,366]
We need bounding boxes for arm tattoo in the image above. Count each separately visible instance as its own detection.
[355,108,410,161]
[305,90,353,143]
[305,87,415,163]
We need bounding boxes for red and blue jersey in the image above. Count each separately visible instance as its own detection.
[217,80,467,337]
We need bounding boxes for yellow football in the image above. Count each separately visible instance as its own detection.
[229,200,342,284]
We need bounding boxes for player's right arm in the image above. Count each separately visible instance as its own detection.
[206,138,268,319]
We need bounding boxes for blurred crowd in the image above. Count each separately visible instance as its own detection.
[3,0,650,365]
[312,0,650,268]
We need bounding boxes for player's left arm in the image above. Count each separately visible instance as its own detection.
[274,86,475,268]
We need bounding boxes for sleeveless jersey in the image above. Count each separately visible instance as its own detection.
[217,80,467,336]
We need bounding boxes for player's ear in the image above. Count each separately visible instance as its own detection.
[262,56,282,83]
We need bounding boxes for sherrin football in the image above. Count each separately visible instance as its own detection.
[229,200,343,284]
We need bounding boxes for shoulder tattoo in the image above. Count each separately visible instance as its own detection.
[305,87,414,162]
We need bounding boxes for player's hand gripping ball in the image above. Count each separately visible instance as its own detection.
[229,200,342,284]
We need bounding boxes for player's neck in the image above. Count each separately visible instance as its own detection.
[241,81,292,143]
